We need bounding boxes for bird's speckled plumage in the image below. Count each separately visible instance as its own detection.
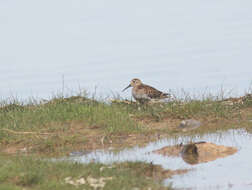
[122,78,170,103]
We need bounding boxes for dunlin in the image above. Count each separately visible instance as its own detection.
[122,78,170,103]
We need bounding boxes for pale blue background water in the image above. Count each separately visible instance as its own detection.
[1,0,252,100]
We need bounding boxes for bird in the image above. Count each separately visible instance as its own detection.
[122,78,171,103]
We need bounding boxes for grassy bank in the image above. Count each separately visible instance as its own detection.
[0,96,140,155]
[0,93,252,155]
[0,91,252,189]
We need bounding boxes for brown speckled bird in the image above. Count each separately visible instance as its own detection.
[122,78,170,103]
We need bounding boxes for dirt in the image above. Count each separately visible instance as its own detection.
[153,141,237,165]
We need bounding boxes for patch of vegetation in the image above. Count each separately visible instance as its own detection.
[0,91,251,189]
[0,92,252,155]
[0,96,138,134]
[114,97,245,121]
[0,155,173,190]
[0,95,140,155]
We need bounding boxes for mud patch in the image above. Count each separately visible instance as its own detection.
[153,141,237,165]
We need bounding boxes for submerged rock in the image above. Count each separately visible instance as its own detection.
[178,119,201,132]
[153,141,237,165]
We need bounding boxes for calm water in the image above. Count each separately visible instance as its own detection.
[1,0,252,100]
[68,130,252,190]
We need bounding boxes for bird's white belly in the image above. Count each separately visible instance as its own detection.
[132,90,150,100]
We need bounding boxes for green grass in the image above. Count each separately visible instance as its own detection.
[1,92,250,135]
[0,95,142,155]
[0,96,138,134]
[0,92,251,189]
[113,98,241,121]
[0,155,172,190]
[0,92,251,155]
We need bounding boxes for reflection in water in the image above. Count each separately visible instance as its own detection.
[181,143,199,165]
[180,141,237,165]
[68,130,252,190]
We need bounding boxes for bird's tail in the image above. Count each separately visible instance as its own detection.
[162,93,175,100]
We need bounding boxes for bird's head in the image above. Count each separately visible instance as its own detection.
[122,78,142,91]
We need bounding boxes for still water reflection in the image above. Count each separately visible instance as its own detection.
[68,129,252,190]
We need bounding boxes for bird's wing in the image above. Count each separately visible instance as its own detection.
[139,84,163,99]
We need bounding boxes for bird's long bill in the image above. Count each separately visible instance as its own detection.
[122,84,131,92]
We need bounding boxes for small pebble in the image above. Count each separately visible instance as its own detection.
[178,119,201,132]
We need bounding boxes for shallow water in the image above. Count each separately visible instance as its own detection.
[68,129,252,190]
[1,1,252,100]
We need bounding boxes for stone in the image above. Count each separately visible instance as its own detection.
[178,119,201,132]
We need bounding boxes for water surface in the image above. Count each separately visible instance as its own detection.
[68,130,252,190]
[1,1,252,100]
